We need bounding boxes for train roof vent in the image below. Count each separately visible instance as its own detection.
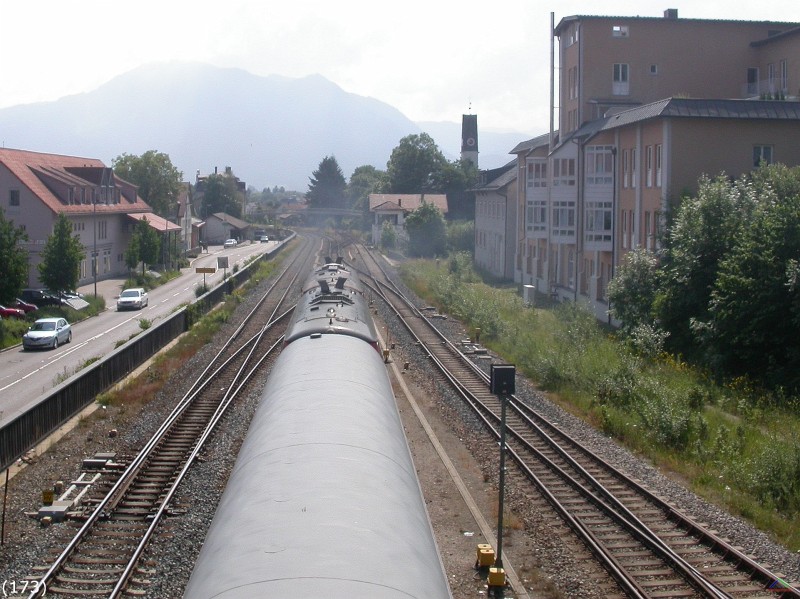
[335,277,346,290]
[318,279,330,294]
[312,293,354,305]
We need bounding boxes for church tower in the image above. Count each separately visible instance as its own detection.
[461,113,478,168]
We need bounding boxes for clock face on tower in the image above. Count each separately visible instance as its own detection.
[466,137,475,147]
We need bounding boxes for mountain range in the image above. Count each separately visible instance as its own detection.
[0,62,532,191]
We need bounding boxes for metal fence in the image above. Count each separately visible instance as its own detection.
[0,239,289,472]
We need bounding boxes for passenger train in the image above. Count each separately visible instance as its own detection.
[183,260,452,599]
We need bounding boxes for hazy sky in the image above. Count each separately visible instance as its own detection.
[2,1,800,135]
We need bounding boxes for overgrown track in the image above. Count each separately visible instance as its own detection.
[352,244,799,599]
[26,238,320,598]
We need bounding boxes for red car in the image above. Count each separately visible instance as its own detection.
[12,298,38,314]
[0,304,25,319]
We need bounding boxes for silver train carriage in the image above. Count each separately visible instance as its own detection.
[183,308,451,598]
[283,260,379,348]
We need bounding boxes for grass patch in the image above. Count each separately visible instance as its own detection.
[400,257,800,551]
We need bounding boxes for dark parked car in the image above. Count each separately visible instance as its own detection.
[20,289,64,307]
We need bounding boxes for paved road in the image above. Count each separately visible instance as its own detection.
[0,241,276,425]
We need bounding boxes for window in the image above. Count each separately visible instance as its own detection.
[552,201,575,236]
[768,63,776,93]
[655,144,663,187]
[645,145,653,188]
[631,148,638,188]
[586,146,613,185]
[622,149,629,188]
[568,66,578,100]
[9,189,20,207]
[585,201,613,242]
[533,200,547,232]
[98,220,108,240]
[622,210,628,249]
[649,64,658,75]
[612,25,629,38]
[613,63,629,95]
[747,68,759,95]
[780,59,788,93]
[527,160,547,188]
[567,24,579,46]
[753,145,773,167]
[553,158,576,186]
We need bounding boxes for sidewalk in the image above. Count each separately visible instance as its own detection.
[77,277,128,307]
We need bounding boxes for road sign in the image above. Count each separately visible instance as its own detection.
[195,267,216,274]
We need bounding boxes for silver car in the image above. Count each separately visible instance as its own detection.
[22,318,72,350]
[117,288,149,311]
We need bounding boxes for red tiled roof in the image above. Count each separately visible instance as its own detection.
[368,194,448,213]
[0,147,152,216]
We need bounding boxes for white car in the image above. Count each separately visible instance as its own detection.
[117,288,149,310]
[224,239,238,248]
[22,318,72,350]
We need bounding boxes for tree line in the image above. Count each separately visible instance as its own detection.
[305,132,477,256]
[609,163,800,393]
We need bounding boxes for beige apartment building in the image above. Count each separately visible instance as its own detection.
[515,9,800,321]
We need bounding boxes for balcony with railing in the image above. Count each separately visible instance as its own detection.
[741,78,795,100]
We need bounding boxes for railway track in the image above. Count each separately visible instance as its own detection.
[25,238,321,598]
[354,244,799,599]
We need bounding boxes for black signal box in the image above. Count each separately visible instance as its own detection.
[490,364,516,396]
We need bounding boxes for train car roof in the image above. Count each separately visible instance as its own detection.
[183,335,451,599]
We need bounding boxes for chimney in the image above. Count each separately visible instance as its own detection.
[664,8,678,19]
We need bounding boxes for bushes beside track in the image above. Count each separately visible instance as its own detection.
[399,257,800,551]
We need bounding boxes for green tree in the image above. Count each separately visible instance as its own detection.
[124,229,140,275]
[404,201,446,258]
[697,164,800,386]
[132,217,161,276]
[38,213,84,295]
[306,156,347,210]
[200,174,242,219]
[112,150,183,217]
[608,249,660,333]
[385,133,448,193]
[348,165,385,228]
[0,207,29,303]
[656,174,757,354]
[446,219,474,255]
[434,159,479,220]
